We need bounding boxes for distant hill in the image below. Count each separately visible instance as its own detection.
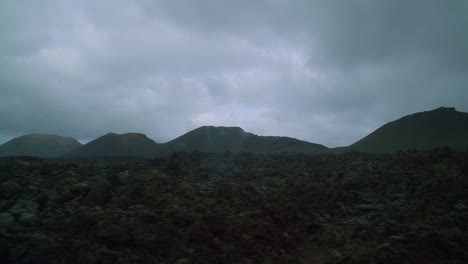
[63,132,158,158]
[0,128,327,158]
[242,133,328,154]
[0,134,82,157]
[350,107,468,152]
[4,107,466,157]
[157,126,327,155]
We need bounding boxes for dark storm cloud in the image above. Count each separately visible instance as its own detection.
[1,0,467,147]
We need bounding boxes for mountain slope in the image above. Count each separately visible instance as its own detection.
[159,126,248,154]
[244,135,328,154]
[63,132,158,158]
[157,126,327,155]
[0,134,82,157]
[350,107,468,152]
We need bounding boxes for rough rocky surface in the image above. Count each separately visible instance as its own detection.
[0,149,467,263]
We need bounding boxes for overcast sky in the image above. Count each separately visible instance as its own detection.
[1,0,467,147]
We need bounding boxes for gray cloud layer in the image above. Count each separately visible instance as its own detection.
[1,0,467,146]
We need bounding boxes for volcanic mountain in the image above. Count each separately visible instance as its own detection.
[0,134,82,157]
[349,107,468,152]
[63,132,158,158]
[157,126,328,155]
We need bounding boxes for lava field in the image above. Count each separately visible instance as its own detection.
[0,149,467,263]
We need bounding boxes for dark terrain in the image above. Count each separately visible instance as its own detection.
[63,133,159,158]
[0,134,81,158]
[350,107,468,153]
[158,126,327,156]
[2,107,467,158]
[0,149,467,263]
[63,126,328,158]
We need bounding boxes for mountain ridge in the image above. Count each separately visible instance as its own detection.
[62,126,328,158]
[0,133,82,157]
[157,126,327,155]
[2,107,467,157]
[63,132,159,158]
[348,107,468,152]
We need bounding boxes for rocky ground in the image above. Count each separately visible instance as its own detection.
[0,149,467,263]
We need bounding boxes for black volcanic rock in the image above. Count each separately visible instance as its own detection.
[0,150,466,263]
[0,134,81,157]
[158,126,327,155]
[350,107,468,152]
[63,132,158,158]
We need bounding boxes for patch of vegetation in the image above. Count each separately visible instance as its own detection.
[0,149,467,263]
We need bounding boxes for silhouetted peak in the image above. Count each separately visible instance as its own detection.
[0,133,82,157]
[196,126,245,132]
[189,126,247,137]
[120,132,149,138]
[24,133,55,138]
[63,132,158,158]
[18,133,73,140]
[103,132,117,137]
[351,107,468,152]
[430,106,456,113]
[13,133,80,143]
[102,132,149,139]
